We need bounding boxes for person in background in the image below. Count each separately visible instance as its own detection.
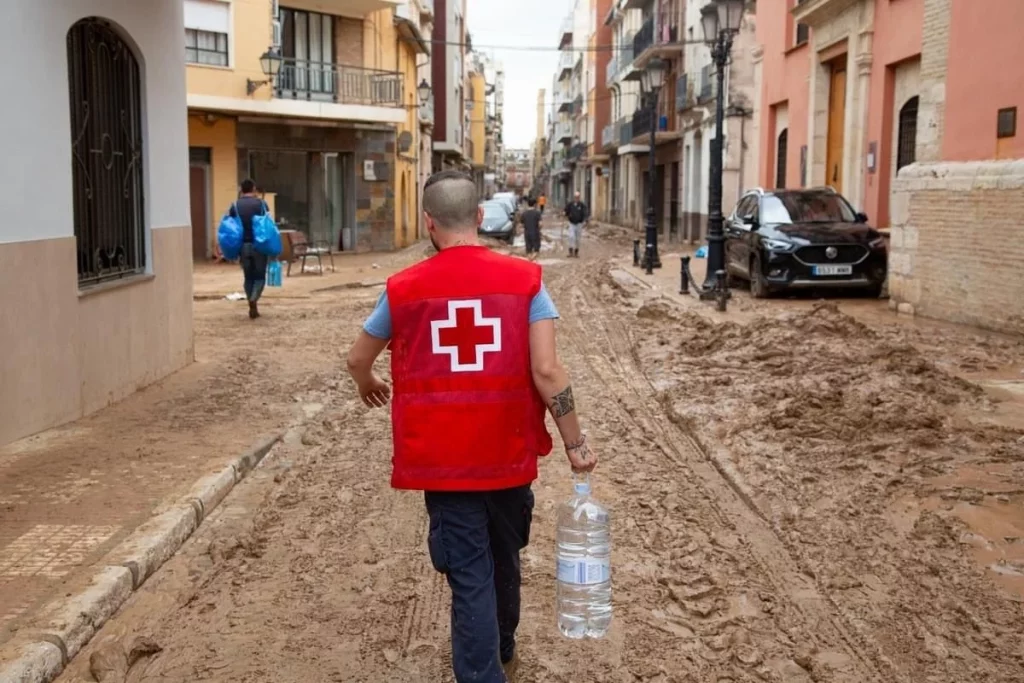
[229,179,268,319]
[537,194,546,215]
[520,197,543,261]
[563,191,588,258]
[346,170,597,682]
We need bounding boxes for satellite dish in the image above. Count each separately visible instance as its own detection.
[398,131,413,153]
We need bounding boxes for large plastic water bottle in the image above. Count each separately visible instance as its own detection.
[556,474,612,639]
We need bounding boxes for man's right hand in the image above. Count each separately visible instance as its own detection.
[358,373,391,408]
[566,435,597,473]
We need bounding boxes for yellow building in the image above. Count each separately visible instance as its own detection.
[185,0,429,255]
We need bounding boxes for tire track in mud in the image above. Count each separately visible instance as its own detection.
[541,255,899,683]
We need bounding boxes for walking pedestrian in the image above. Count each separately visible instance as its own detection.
[346,170,598,683]
[537,193,546,215]
[563,191,588,258]
[521,197,543,261]
[228,179,269,319]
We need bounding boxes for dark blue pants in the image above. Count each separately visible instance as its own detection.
[425,486,534,683]
[240,243,268,302]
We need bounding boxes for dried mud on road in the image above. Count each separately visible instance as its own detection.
[59,237,1024,683]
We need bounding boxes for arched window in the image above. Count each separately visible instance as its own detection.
[897,96,919,173]
[776,128,789,189]
[67,18,145,287]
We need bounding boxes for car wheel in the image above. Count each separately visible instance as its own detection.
[750,253,770,299]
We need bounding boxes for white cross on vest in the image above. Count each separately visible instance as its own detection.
[430,299,502,372]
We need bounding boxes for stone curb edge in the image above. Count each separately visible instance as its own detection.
[0,434,283,683]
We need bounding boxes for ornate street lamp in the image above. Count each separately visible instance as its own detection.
[247,48,283,96]
[417,79,432,104]
[699,0,743,294]
[640,56,666,274]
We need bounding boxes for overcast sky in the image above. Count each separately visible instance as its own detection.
[466,0,572,150]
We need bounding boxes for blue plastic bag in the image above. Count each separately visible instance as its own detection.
[695,245,708,259]
[217,203,243,261]
[253,201,282,257]
[267,260,282,287]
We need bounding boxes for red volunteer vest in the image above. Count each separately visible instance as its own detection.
[387,246,553,491]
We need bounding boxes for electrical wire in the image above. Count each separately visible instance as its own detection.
[402,35,714,52]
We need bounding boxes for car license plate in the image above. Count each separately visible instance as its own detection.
[813,264,853,276]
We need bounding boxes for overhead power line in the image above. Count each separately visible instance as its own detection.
[404,35,713,52]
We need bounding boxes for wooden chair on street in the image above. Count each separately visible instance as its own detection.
[286,232,335,276]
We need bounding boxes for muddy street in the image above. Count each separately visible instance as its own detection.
[57,231,1024,683]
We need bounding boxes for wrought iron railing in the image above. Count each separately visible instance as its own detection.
[632,107,653,138]
[633,17,654,58]
[558,51,574,77]
[276,59,403,106]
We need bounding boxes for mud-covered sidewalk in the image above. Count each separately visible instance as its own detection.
[38,227,1024,682]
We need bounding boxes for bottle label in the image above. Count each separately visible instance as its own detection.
[557,557,611,585]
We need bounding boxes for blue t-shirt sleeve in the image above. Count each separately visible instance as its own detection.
[529,282,560,323]
[363,290,393,340]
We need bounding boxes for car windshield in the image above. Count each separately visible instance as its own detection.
[481,203,508,220]
[761,192,857,224]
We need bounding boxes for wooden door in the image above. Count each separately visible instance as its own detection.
[825,63,847,193]
[188,165,208,260]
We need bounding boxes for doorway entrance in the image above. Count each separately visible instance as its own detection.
[825,59,847,192]
[188,147,211,260]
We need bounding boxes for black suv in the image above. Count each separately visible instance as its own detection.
[725,187,888,298]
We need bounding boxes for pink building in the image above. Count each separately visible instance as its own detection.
[757,0,1024,333]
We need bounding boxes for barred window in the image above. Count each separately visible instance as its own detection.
[186,28,229,67]
[67,18,146,287]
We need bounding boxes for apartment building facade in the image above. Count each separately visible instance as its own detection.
[431,0,468,171]
[185,0,431,255]
[2,0,193,446]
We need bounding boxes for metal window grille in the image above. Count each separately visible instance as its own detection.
[67,18,146,288]
[997,107,1017,139]
[776,129,788,188]
[896,96,919,172]
[185,29,228,67]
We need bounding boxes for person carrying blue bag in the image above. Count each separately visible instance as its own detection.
[225,179,281,319]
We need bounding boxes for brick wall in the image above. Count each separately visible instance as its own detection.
[916,0,951,162]
[888,161,1024,334]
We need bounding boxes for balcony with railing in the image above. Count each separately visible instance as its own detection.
[617,32,638,81]
[558,15,573,50]
[555,121,573,143]
[572,95,583,116]
[558,51,574,79]
[276,60,403,106]
[632,17,654,58]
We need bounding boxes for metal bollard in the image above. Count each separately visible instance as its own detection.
[715,269,728,312]
[680,256,690,294]
[632,239,640,267]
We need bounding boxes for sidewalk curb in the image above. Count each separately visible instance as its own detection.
[0,434,283,683]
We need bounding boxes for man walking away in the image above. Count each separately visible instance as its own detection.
[563,191,588,258]
[346,170,598,682]
[521,197,543,261]
[229,179,268,319]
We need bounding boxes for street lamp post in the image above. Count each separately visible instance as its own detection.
[640,57,666,275]
[699,0,744,294]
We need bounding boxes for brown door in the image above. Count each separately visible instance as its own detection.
[825,62,847,193]
[189,165,208,260]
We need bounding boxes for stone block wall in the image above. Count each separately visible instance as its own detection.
[355,129,397,252]
[888,160,1024,334]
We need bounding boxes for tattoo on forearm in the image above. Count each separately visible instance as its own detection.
[549,386,576,418]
